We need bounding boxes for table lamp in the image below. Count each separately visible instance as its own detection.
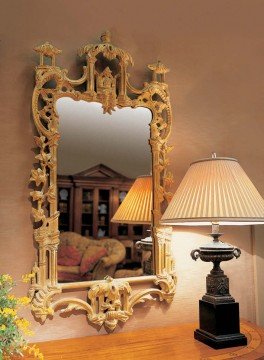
[111,175,153,274]
[160,154,264,349]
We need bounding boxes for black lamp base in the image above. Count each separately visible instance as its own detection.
[195,299,247,349]
[191,232,248,349]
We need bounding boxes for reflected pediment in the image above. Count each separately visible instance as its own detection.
[74,163,129,179]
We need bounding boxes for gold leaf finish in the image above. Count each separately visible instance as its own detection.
[30,31,176,330]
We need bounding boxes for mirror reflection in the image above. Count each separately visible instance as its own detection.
[56,98,152,282]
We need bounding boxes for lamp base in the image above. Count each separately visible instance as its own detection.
[135,235,153,275]
[191,232,247,349]
[195,299,247,349]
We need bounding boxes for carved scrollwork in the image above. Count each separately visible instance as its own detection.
[29,285,61,322]
[29,31,175,330]
[50,274,176,331]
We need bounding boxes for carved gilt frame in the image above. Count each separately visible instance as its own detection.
[29,31,176,331]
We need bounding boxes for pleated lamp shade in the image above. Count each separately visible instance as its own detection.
[161,157,264,226]
[111,175,152,224]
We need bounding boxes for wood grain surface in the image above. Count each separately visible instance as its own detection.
[24,321,264,360]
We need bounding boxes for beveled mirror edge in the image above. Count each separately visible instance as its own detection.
[29,31,176,330]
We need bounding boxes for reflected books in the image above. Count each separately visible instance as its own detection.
[82,203,92,213]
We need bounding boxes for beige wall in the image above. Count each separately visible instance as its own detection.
[253,226,264,326]
[1,0,264,341]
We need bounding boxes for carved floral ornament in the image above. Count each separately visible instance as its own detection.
[29,31,176,331]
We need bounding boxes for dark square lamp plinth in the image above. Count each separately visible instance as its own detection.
[161,155,264,349]
[195,300,247,349]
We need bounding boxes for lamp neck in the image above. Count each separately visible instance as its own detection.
[212,222,219,234]
[211,222,222,242]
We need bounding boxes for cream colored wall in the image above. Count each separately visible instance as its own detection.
[253,226,264,326]
[0,0,263,342]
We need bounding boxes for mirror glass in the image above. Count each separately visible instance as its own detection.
[56,97,153,282]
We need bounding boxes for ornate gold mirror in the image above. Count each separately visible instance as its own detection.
[29,31,176,331]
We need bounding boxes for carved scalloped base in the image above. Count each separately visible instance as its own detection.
[29,274,176,331]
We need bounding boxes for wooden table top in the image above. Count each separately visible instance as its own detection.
[25,321,264,360]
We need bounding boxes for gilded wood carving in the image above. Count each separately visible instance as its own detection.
[29,31,176,330]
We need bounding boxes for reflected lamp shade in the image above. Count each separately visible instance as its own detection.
[161,156,264,226]
[111,175,152,224]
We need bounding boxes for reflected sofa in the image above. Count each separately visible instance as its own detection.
[58,232,126,282]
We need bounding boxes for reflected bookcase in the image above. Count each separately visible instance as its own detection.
[58,164,148,263]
